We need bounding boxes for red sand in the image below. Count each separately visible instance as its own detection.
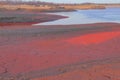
[0,23,120,79]
[33,62,120,80]
[66,31,120,45]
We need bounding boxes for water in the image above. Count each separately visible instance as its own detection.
[35,8,120,25]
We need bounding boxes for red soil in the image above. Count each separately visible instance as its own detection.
[33,62,120,80]
[0,23,120,80]
[66,31,120,45]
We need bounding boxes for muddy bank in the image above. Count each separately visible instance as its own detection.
[0,11,67,27]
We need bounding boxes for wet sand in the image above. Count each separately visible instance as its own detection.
[0,22,120,80]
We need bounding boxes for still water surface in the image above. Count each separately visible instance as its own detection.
[36,8,120,25]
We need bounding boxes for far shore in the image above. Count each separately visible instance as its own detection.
[1,1,120,13]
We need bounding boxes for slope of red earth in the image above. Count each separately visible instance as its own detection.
[0,23,120,80]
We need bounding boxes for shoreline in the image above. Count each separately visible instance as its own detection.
[0,10,120,80]
[0,11,68,27]
[1,8,120,28]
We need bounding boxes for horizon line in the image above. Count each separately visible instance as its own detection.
[0,1,120,4]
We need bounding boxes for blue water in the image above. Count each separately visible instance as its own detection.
[35,8,120,25]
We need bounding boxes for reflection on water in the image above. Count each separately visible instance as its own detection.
[36,8,120,25]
